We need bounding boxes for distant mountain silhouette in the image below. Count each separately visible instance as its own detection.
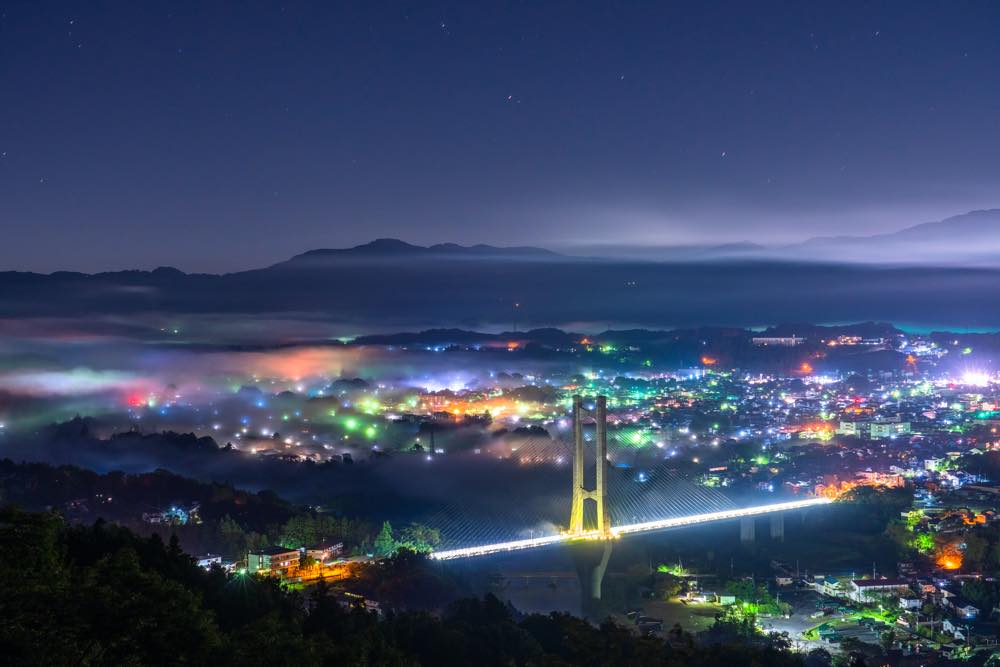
[277,239,560,266]
[797,208,1000,245]
[789,208,1000,247]
[3,212,1000,329]
[580,209,1000,264]
[781,208,1000,264]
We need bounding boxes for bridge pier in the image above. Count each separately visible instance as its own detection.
[570,539,614,602]
[770,513,785,541]
[740,516,756,543]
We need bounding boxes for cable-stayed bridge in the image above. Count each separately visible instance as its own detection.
[428,395,832,564]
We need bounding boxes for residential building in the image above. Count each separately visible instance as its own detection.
[848,578,911,603]
[247,546,300,574]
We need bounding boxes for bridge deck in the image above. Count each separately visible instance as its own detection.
[429,497,832,560]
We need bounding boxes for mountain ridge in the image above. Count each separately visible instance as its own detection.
[279,238,561,266]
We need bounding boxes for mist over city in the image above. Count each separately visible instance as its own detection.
[4,2,1000,666]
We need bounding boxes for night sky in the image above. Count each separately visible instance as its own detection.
[2,1,999,272]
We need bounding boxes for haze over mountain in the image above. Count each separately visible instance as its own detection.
[4,212,1000,332]
[576,209,1000,265]
[784,209,1000,264]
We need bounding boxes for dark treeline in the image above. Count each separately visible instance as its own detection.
[0,459,375,558]
[0,507,808,666]
[2,418,446,520]
[0,457,295,530]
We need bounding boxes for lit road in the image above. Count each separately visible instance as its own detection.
[429,497,833,560]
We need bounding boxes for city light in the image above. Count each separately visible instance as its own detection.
[960,371,990,387]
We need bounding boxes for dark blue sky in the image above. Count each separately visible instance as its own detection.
[2,1,999,271]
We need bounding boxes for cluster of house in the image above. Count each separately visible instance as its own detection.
[813,471,906,499]
[246,542,345,576]
[141,502,201,525]
[917,507,996,533]
[811,574,998,644]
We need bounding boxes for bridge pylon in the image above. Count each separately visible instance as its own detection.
[568,395,611,537]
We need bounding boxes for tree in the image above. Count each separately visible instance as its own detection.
[879,628,895,653]
[0,507,818,666]
[961,579,1000,613]
[963,532,989,569]
[904,510,924,531]
[373,520,396,557]
[725,579,758,603]
[396,523,440,553]
[838,636,881,666]
[913,532,934,553]
[653,572,685,600]
[280,515,315,549]
[706,604,759,641]
[805,647,833,667]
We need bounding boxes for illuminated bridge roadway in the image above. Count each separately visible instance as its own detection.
[429,496,832,560]
[428,396,835,569]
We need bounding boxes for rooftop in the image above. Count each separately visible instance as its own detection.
[852,578,909,588]
[250,546,299,557]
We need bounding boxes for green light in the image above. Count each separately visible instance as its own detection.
[344,417,358,431]
[364,426,377,438]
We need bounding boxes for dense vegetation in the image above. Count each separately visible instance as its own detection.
[0,459,377,557]
[0,507,808,666]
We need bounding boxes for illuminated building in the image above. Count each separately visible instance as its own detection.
[305,542,344,564]
[837,420,865,436]
[248,546,300,574]
[751,336,804,346]
[196,554,222,569]
[836,418,911,439]
[870,420,911,439]
[847,578,911,603]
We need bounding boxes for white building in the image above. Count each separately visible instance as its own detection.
[848,578,911,603]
